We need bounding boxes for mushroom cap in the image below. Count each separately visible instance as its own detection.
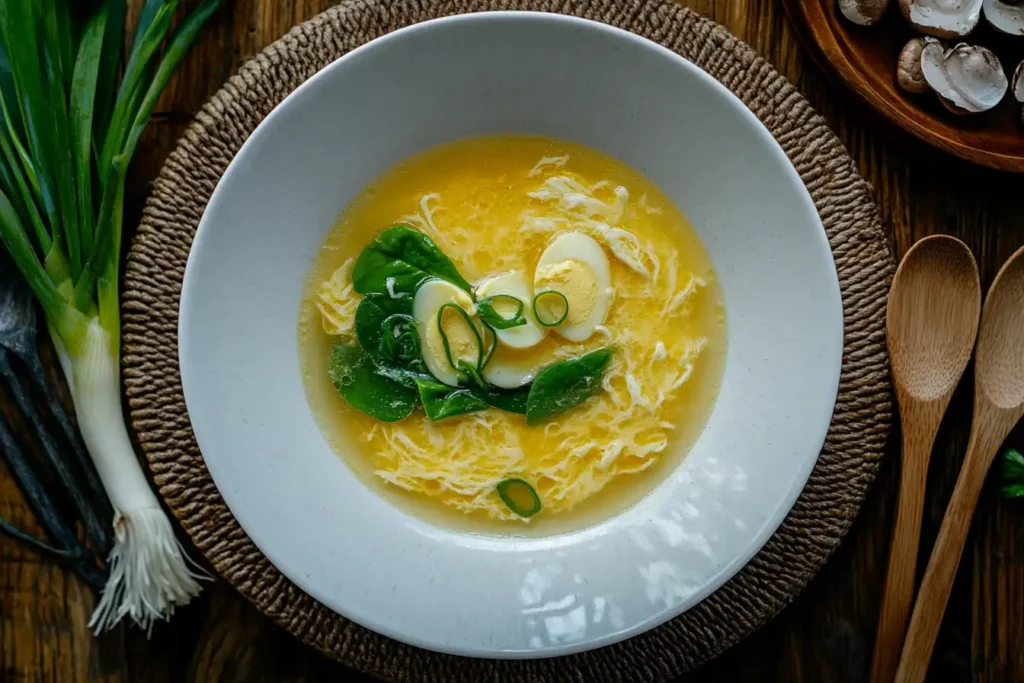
[897,37,935,93]
[900,0,984,38]
[984,0,1024,34]
[920,41,1009,113]
[839,0,891,25]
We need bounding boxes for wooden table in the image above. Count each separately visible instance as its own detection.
[2,1,1023,681]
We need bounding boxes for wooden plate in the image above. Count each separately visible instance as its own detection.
[782,0,1024,172]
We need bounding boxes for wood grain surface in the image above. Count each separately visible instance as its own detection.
[1,1,1023,682]
[781,0,1024,173]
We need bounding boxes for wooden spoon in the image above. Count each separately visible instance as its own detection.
[871,236,980,683]
[895,245,1024,683]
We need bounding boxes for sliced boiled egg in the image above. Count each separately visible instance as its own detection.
[533,231,611,342]
[475,271,545,349]
[483,341,561,389]
[413,279,482,387]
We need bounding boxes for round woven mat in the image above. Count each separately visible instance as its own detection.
[121,1,894,680]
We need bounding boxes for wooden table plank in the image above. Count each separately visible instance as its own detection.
[2,0,1024,681]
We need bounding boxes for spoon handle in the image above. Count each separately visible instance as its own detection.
[894,417,1010,683]
[870,425,933,683]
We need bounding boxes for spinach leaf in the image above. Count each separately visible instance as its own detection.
[525,348,614,425]
[355,293,413,359]
[374,363,433,392]
[329,345,417,422]
[354,294,432,389]
[474,383,530,415]
[458,361,529,415]
[415,378,488,421]
[352,225,471,296]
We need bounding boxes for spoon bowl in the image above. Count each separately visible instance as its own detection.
[975,251,1024,410]
[887,235,982,402]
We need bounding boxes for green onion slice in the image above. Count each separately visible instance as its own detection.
[437,302,484,372]
[532,290,569,327]
[480,322,498,369]
[496,478,542,518]
[476,294,527,330]
[380,313,420,362]
[456,359,481,385]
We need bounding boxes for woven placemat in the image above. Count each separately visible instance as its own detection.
[121,1,894,680]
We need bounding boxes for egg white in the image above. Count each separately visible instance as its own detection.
[475,271,545,349]
[534,231,612,342]
[413,279,481,387]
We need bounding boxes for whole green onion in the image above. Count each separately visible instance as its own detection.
[0,0,220,633]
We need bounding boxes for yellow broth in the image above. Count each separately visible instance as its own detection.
[299,135,726,535]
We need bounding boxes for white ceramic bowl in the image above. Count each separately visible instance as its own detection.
[180,12,842,658]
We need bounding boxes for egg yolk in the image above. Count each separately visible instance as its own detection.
[534,259,597,326]
[425,304,480,368]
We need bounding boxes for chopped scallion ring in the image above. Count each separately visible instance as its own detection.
[532,290,569,327]
[480,322,498,369]
[476,294,527,329]
[437,303,484,372]
[380,313,420,362]
[496,478,542,518]
[458,360,485,387]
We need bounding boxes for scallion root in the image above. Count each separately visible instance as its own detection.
[64,320,208,635]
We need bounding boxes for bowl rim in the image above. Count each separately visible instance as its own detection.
[179,10,843,658]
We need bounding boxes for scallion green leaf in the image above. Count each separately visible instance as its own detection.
[40,0,83,280]
[0,95,50,253]
[70,5,110,256]
[0,0,61,240]
[92,0,126,152]
[0,89,47,228]
[98,1,178,186]
[0,186,85,343]
[119,0,222,165]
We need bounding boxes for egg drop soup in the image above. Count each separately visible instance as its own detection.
[299,135,725,534]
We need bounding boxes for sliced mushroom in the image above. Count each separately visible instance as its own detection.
[899,0,983,38]
[984,0,1024,34]
[897,37,938,93]
[920,41,1008,113]
[840,0,891,25]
